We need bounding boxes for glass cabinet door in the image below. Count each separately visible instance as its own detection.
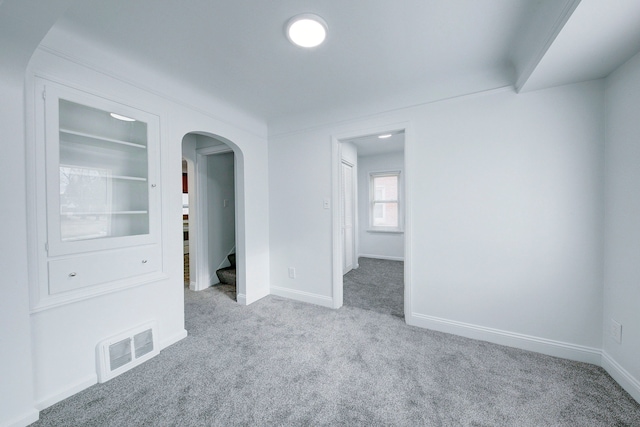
[43,82,159,256]
[58,100,150,241]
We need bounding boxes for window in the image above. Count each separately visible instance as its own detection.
[370,171,401,231]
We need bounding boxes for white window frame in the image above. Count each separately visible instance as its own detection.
[369,170,402,232]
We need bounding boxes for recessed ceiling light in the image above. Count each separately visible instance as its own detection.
[286,14,328,48]
[110,112,136,122]
[378,134,393,139]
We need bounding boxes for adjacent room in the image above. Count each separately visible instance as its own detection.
[2,1,640,426]
[341,133,406,318]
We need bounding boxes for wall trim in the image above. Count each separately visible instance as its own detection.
[270,87,512,138]
[270,286,334,308]
[2,409,39,427]
[34,330,187,411]
[196,145,233,155]
[36,45,266,139]
[359,254,404,262]
[35,374,97,411]
[407,312,602,365]
[236,293,247,305]
[159,329,188,350]
[29,272,169,314]
[602,351,640,404]
[244,287,270,306]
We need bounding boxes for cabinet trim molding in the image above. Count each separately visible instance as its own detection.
[31,77,164,310]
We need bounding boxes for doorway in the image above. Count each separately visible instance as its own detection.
[182,159,190,287]
[182,132,237,299]
[332,125,410,318]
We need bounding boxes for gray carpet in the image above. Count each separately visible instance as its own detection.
[343,257,404,318]
[32,265,640,426]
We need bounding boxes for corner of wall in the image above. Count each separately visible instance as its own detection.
[602,351,640,403]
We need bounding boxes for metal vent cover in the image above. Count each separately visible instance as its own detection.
[97,321,159,383]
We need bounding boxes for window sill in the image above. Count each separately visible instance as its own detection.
[367,228,404,234]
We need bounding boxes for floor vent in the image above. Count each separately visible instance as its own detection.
[96,321,159,383]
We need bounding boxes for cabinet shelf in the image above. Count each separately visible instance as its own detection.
[111,175,147,182]
[61,211,149,216]
[60,128,146,149]
[63,169,147,182]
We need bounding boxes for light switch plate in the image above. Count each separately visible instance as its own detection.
[611,319,622,344]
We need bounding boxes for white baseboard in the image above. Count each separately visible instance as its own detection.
[236,293,247,305]
[602,351,640,404]
[2,409,39,427]
[35,374,97,411]
[407,312,602,365]
[358,254,404,262]
[33,330,187,413]
[270,286,334,308]
[242,287,270,305]
[160,329,188,350]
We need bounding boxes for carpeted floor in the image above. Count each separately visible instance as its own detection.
[32,259,640,426]
[343,257,404,318]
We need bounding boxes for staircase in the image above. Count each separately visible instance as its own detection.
[215,253,236,286]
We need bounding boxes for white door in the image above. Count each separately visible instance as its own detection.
[342,162,354,274]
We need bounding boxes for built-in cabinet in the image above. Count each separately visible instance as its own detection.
[32,79,163,309]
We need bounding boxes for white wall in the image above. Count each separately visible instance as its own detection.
[0,2,74,426]
[341,142,358,164]
[0,48,40,427]
[9,27,270,421]
[602,50,640,402]
[269,80,605,362]
[357,151,405,261]
[207,152,236,281]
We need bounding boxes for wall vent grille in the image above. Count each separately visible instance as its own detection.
[96,321,159,383]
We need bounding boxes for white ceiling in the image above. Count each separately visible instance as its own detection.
[347,133,405,158]
[48,0,532,123]
[43,0,640,125]
[520,0,640,92]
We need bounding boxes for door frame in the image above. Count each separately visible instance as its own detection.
[192,144,234,291]
[341,159,356,274]
[330,121,412,318]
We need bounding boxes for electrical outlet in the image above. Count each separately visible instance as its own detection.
[288,267,296,279]
[611,319,622,344]
[223,199,229,208]
[323,198,330,209]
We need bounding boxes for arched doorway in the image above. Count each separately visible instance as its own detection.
[182,131,244,301]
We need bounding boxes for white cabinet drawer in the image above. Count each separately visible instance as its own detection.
[48,245,161,294]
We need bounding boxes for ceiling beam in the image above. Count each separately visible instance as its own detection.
[513,0,582,93]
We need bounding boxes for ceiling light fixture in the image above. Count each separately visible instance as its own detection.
[110,112,136,122]
[378,134,393,139]
[286,14,328,48]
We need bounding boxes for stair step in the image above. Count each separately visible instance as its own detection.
[216,266,236,286]
[227,253,236,267]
